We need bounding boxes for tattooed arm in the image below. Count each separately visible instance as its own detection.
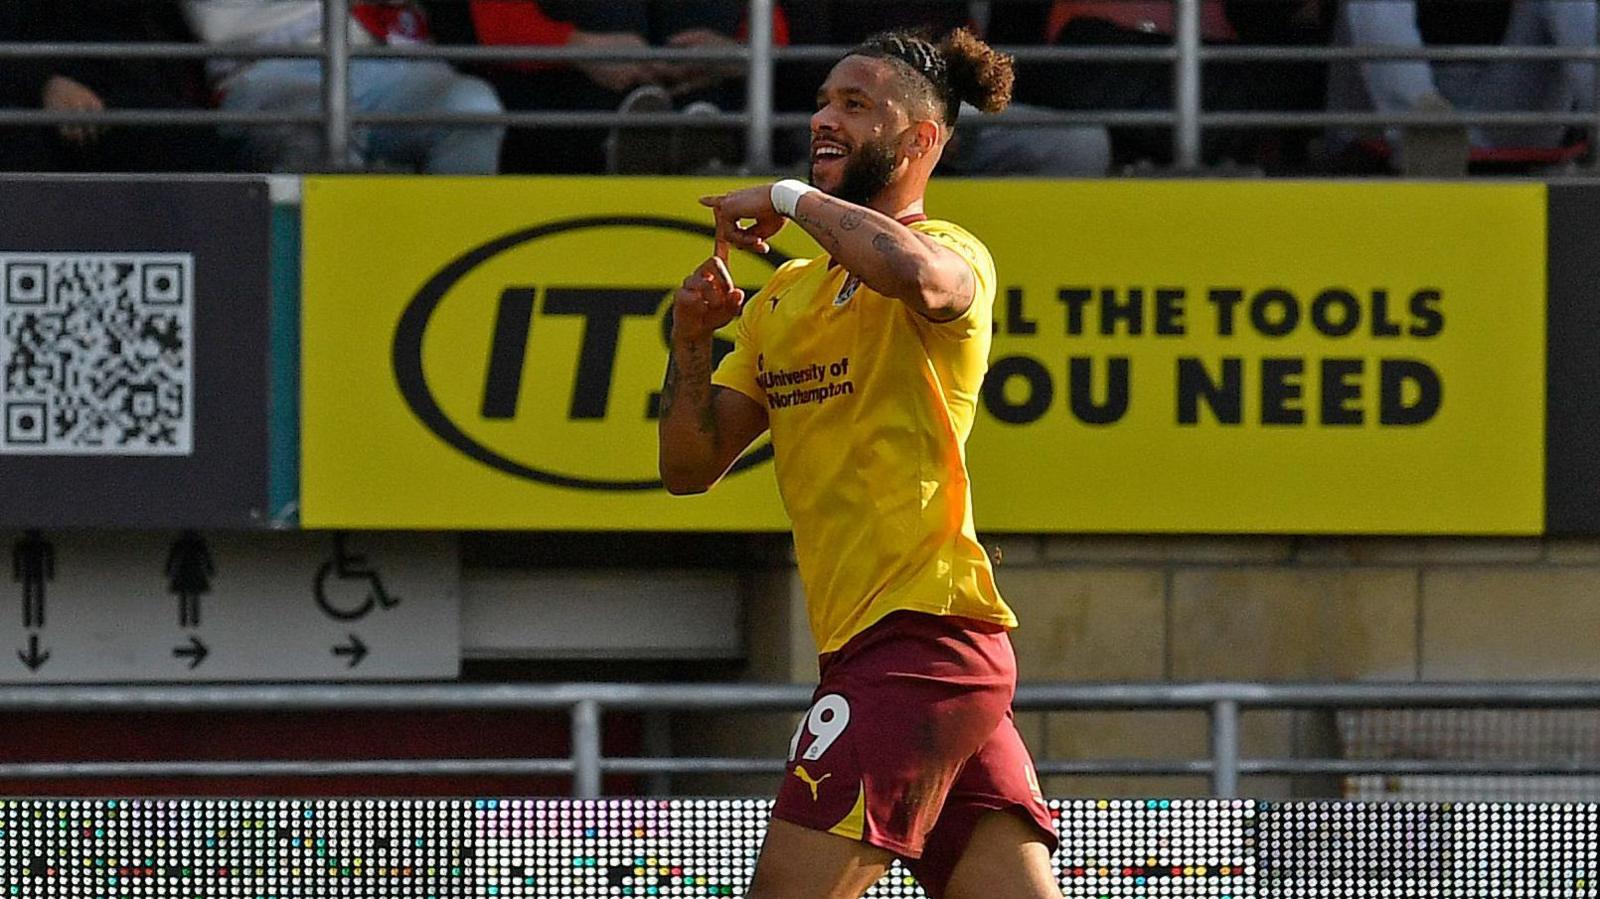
[700,186,977,322]
[658,249,768,495]
[791,195,974,321]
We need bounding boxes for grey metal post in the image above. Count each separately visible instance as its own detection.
[322,0,353,169]
[1173,0,1202,169]
[744,0,776,172]
[643,710,673,796]
[1209,699,1240,797]
[571,699,603,798]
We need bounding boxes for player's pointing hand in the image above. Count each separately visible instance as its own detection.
[700,185,787,255]
[671,241,745,344]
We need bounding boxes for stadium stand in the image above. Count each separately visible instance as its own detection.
[0,0,237,173]
[183,0,504,173]
[427,0,784,175]
[0,0,1593,176]
[1327,0,1595,176]
[999,0,1334,173]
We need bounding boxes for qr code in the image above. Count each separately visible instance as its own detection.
[1,254,193,455]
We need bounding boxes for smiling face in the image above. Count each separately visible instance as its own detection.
[809,55,937,207]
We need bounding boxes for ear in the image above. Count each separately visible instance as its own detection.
[907,119,941,160]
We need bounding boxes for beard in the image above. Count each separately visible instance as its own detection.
[811,135,898,206]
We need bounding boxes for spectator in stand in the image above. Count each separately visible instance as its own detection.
[1327,0,1596,174]
[0,0,238,173]
[183,0,503,173]
[781,1,1112,175]
[1009,0,1332,171]
[434,1,789,174]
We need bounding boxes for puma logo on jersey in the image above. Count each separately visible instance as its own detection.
[792,764,832,800]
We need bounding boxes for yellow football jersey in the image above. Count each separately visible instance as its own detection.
[712,219,1017,654]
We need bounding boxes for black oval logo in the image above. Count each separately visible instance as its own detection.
[393,216,786,491]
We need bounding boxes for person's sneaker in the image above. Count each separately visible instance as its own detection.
[1399,92,1469,178]
[607,84,675,175]
[672,100,743,175]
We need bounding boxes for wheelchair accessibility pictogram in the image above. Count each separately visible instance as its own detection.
[314,533,401,622]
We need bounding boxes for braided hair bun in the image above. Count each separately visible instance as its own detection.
[941,27,1013,115]
[852,28,1014,125]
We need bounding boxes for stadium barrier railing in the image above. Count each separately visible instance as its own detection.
[3,681,1600,799]
[0,0,1597,171]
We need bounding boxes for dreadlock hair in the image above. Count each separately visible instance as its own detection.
[849,27,1014,126]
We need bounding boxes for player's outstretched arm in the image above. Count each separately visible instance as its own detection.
[658,246,769,495]
[701,185,975,322]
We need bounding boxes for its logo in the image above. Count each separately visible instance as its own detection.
[792,764,832,801]
[393,217,791,491]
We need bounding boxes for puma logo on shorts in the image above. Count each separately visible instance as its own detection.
[792,764,832,800]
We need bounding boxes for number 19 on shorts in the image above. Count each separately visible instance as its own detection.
[788,694,851,762]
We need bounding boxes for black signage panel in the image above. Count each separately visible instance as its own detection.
[0,177,270,527]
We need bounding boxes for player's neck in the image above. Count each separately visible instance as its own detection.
[867,186,926,222]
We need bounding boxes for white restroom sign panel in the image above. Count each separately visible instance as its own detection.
[0,531,458,682]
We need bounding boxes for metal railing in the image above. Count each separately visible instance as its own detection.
[4,681,1600,799]
[0,0,1597,172]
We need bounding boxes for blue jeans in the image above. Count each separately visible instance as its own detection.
[1331,0,1597,151]
[221,58,504,173]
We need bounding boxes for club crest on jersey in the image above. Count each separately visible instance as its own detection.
[834,275,862,307]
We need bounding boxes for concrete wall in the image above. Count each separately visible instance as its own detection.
[679,536,1600,799]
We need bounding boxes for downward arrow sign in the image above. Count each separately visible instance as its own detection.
[17,634,49,672]
[172,636,208,670]
[332,634,368,668]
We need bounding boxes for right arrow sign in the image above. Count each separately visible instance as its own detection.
[172,636,208,670]
[331,634,368,669]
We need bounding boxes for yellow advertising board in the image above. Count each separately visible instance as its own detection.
[956,180,1545,534]
[302,178,1545,533]
[302,176,792,530]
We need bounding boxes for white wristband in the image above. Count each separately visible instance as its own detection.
[770,179,817,218]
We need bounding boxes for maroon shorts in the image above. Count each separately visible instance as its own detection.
[771,611,1057,898]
